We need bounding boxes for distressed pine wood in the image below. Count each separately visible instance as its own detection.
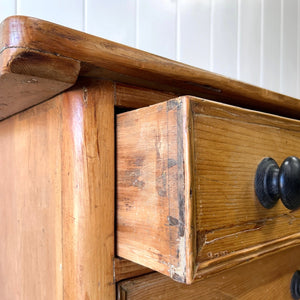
[2,16,300,120]
[0,80,115,299]
[117,245,300,300]
[113,83,178,283]
[0,47,80,120]
[117,96,300,283]
[117,97,195,283]
[1,14,300,298]
[0,97,63,299]
[61,80,115,299]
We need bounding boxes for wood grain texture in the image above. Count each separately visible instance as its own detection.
[0,46,80,120]
[117,98,195,283]
[191,97,300,278]
[61,80,115,299]
[117,245,300,299]
[114,82,176,284]
[114,258,153,282]
[0,79,115,299]
[0,97,63,299]
[117,96,300,283]
[1,16,300,120]
[115,83,177,109]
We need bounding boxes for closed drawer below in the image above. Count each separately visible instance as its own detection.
[117,245,300,299]
[117,96,300,283]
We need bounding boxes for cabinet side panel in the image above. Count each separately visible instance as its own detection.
[0,98,63,299]
[61,80,115,299]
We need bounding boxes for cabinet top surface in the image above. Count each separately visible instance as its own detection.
[0,15,300,120]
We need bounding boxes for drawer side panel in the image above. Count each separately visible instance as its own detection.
[117,98,194,283]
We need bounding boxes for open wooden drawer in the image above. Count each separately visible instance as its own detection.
[116,96,300,284]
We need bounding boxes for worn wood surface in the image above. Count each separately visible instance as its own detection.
[118,245,300,300]
[0,46,79,120]
[1,14,300,297]
[191,97,300,278]
[114,82,176,283]
[61,80,115,299]
[0,97,63,299]
[114,258,153,282]
[117,98,195,283]
[0,80,115,299]
[1,16,300,120]
[117,96,300,283]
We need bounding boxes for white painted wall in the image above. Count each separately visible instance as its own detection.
[1,0,300,98]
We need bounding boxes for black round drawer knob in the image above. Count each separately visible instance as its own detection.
[255,156,300,210]
[291,271,300,299]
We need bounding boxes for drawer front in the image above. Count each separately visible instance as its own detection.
[117,245,300,300]
[117,96,300,283]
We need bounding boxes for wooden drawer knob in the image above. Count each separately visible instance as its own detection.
[291,271,300,299]
[255,156,300,210]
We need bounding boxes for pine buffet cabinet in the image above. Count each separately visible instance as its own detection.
[1,16,300,300]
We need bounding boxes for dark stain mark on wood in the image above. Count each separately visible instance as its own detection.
[134,156,144,167]
[119,197,134,211]
[172,273,184,283]
[167,99,181,112]
[83,86,88,105]
[168,158,177,168]
[123,169,145,189]
[176,100,185,238]
[199,84,222,93]
[178,196,185,237]
[156,172,167,197]
[197,231,206,253]
[168,216,179,226]
[155,122,167,196]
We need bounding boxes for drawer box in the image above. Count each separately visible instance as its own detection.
[116,96,300,284]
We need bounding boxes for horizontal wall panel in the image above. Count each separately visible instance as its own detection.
[0,1,15,23]
[281,0,298,98]
[211,0,238,78]
[239,0,261,86]
[86,0,136,47]
[138,0,176,60]
[1,0,300,100]
[262,0,281,93]
[17,0,84,31]
[178,0,211,70]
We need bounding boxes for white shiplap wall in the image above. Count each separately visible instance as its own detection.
[1,0,300,99]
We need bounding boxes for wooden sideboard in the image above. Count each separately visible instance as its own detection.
[1,16,300,300]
